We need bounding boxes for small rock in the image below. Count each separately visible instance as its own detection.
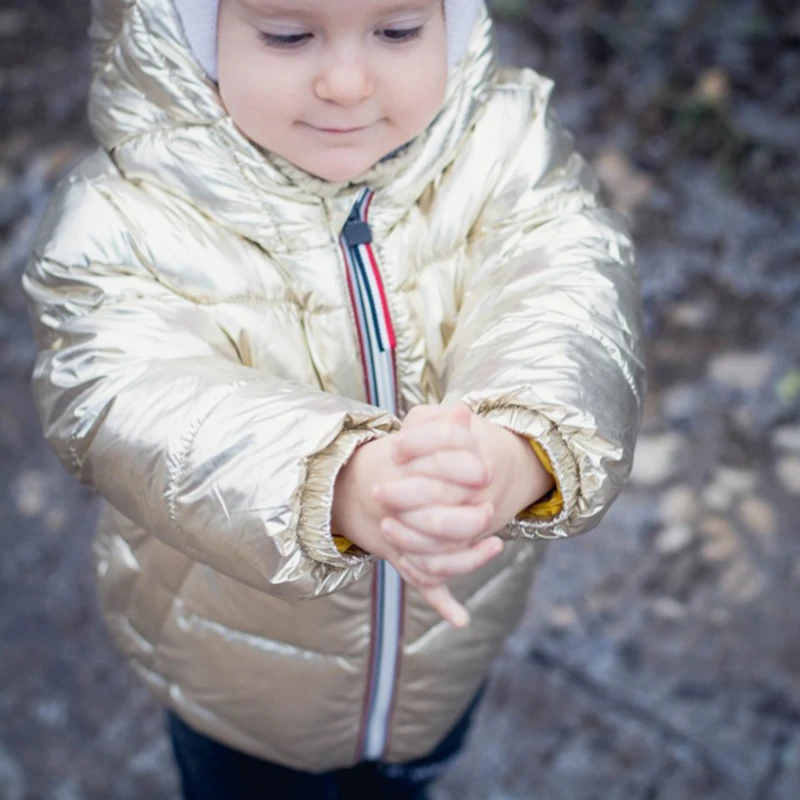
[692,67,731,108]
[659,485,699,524]
[546,604,579,631]
[700,517,740,562]
[652,597,686,620]
[776,457,800,496]
[594,149,656,216]
[708,352,776,392]
[661,383,703,423]
[669,301,713,329]
[730,407,755,434]
[656,524,695,555]
[630,432,686,487]
[44,509,67,534]
[715,467,757,494]
[13,469,49,517]
[738,496,777,541]
[702,467,757,511]
[707,607,731,626]
[34,697,68,728]
[702,483,733,512]
[772,425,800,453]
[719,560,765,605]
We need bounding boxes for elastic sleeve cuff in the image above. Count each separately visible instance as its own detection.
[520,438,564,519]
[297,427,382,567]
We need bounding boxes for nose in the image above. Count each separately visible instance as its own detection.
[314,57,375,107]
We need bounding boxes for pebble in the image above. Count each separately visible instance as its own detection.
[659,484,699,524]
[44,509,67,535]
[13,469,49,517]
[738,496,777,540]
[702,483,731,512]
[707,607,731,626]
[700,517,740,562]
[702,467,758,511]
[730,407,755,434]
[661,383,703,423]
[715,467,758,494]
[652,597,687,620]
[656,524,695,555]
[630,432,686,487]
[708,352,776,392]
[719,560,765,605]
[594,148,656,216]
[546,604,579,631]
[772,425,800,453]
[776,457,800,496]
[668,300,713,329]
[693,67,731,108]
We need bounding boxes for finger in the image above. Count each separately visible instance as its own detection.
[404,450,490,489]
[374,476,477,512]
[396,502,494,542]
[392,554,444,589]
[381,517,468,555]
[393,421,481,466]
[406,536,504,580]
[403,403,471,429]
[403,404,445,426]
[420,585,471,628]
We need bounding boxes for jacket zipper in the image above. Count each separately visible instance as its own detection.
[340,189,405,762]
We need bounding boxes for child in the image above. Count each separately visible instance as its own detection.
[22,0,645,797]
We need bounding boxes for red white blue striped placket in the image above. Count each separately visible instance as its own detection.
[340,188,405,762]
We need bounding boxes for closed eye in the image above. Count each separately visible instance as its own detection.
[259,32,313,50]
[378,26,423,43]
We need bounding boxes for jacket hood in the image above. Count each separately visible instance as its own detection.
[86,0,497,231]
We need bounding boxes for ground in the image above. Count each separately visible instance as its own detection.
[1,1,799,798]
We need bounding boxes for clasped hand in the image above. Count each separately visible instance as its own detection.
[373,404,503,628]
[332,403,552,628]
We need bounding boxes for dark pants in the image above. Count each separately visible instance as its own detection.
[167,687,484,800]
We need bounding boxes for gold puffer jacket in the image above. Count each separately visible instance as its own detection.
[23,0,644,771]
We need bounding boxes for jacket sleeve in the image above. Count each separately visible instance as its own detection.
[23,173,391,599]
[442,76,646,539]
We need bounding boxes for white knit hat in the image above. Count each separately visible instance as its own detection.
[173,0,484,81]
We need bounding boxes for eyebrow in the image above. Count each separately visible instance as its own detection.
[241,0,439,18]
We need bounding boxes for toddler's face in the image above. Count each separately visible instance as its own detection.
[218,0,448,182]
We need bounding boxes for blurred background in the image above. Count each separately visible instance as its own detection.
[1,0,799,798]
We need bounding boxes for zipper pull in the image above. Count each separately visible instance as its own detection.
[343,208,373,247]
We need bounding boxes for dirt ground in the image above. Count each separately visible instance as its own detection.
[1,1,799,798]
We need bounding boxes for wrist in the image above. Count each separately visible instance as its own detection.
[472,415,554,522]
[331,438,392,559]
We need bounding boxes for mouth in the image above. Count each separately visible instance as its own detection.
[306,124,371,135]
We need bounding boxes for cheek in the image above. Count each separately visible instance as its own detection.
[219,56,296,145]
[392,52,447,131]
